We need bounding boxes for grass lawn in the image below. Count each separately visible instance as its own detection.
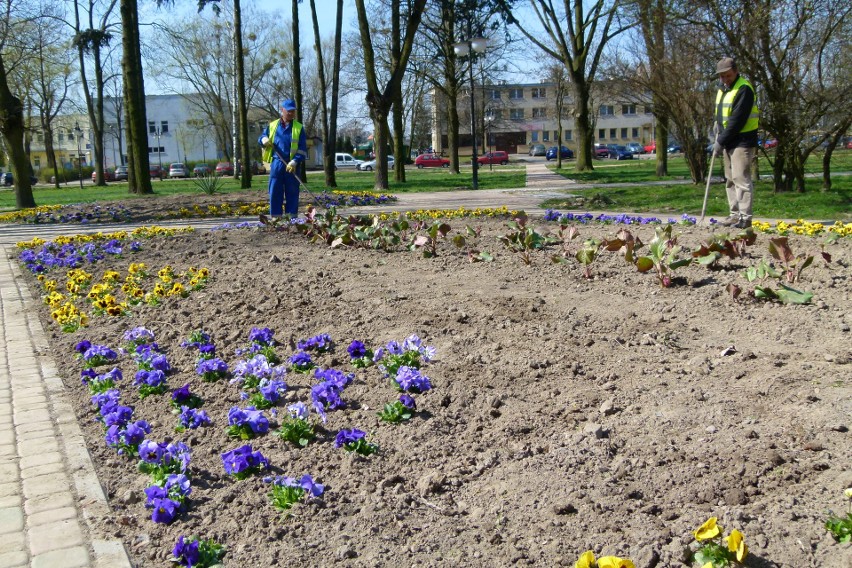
[0,166,527,211]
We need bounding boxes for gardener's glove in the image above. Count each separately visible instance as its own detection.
[261,136,270,148]
[286,160,297,173]
[713,141,723,156]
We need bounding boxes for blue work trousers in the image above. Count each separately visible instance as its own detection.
[268,159,300,216]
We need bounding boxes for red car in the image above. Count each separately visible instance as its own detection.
[477,151,509,165]
[414,153,450,168]
[215,161,234,176]
[643,141,656,153]
[92,168,115,182]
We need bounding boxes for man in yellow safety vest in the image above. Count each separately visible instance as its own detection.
[713,57,759,229]
[259,99,308,218]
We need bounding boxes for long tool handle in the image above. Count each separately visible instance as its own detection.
[699,144,718,225]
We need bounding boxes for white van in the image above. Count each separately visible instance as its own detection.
[334,153,363,169]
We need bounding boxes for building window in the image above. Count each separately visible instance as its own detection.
[644,105,653,114]
[36,132,44,142]
[490,109,502,120]
[488,89,500,100]
[598,129,605,139]
[531,132,539,142]
[531,87,546,98]
[553,130,559,141]
[565,130,572,140]
[508,88,524,99]
[34,157,41,168]
[148,146,166,154]
[610,128,617,139]
[532,108,547,118]
[160,121,169,134]
[621,128,628,139]
[622,104,636,115]
[600,105,614,116]
[59,131,65,142]
[148,121,156,134]
[509,108,524,120]
[632,127,639,138]
[543,131,549,142]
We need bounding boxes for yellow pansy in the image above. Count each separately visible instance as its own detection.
[574,550,595,568]
[844,487,852,499]
[597,556,635,568]
[693,517,721,541]
[726,529,748,562]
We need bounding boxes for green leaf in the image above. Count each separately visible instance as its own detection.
[452,235,466,248]
[477,251,494,262]
[636,256,654,273]
[775,284,813,304]
[696,252,721,265]
[576,248,597,265]
[753,285,777,299]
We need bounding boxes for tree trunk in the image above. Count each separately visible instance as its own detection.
[233,0,251,189]
[654,113,669,177]
[309,0,338,188]
[572,79,594,171]
[121,0,152,194]
[0,54,36,208]
[291,0,305,182]
[441,6,460,174]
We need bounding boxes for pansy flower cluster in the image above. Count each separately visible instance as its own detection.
[266,474,325,514]
[347,340,374,368]
[132,342,172,399]
[313,189,397,208]
[144,473,192,524]
[374,334,435,393]
[182,330,229,382]
[235,327,280,364]
[221,444,269,480]
[17,239,139,274]
[334,428,379,456]
[82,366,123,395]
[297,333,333,353]
[276,402,316,448]
[75,340,118,368]
[138,439,192,483]
[226,406,270,440]
[310,367,354,422]
[171,383,203,411]
[91,389,150,455]
[288,350,315,373]
[171,535,226,568]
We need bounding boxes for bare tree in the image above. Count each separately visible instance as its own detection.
[354,0,427,190]
[496,0,633,171]
[120,0,152,194]
[309,0,343,187]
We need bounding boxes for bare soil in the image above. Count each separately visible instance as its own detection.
[19,200,852,567]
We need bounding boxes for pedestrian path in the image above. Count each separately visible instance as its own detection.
[0,250,131,567]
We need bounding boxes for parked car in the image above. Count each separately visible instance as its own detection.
[667,143,682,154]
[251,161,267,175]
[149,164,165,179]
[607,145,635,160]
[545,146,574,161]
[762,138,778,149]
[114,165,129,181]
[3,172,38,186]
[169,163,189,178]
[215,162,234,176]
[414,153,450,168]
[193,164,212,177]
[528,144,546,156]
[334,153,363,169]
[625,142,644,155]
[477,151,509,165]
[357,155,395,171]
[594,144,611,159]
[92,168,116,182]
[643,141,656,153]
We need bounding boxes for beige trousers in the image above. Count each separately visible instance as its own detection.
[722,146,755,220]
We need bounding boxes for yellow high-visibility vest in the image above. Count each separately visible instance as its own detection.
[715,76,759,133]
[262,119,303,163]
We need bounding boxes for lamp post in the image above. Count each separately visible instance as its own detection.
[74,122,84,190]
[155,127,163,176]
[485,110,494,172]
[453,36,487,190]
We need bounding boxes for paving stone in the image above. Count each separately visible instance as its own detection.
[27,519,84,556]
[24,492,75,516]
[17,437,59,458]
[92,539,133,568]
[28,505,78,527]
[31,545,90,568]
[0,506,24,534]
[0,494,21,508]
[12,408,52,426]
[0,480,20,498]
[21,472,71,500]
[13,420,53,435]
[0,462,18,482]
[20,450,62,471]
[0,443,16,457]
[21,460,65,479]
[0,530,25,554]
[0,430,15,445]
[0,549,28,567]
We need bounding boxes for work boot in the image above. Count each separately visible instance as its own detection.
[718,215,739,227]
[736,218,752,229]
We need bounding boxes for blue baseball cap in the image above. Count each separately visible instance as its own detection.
[280,99,297,111]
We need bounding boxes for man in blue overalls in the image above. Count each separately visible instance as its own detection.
[259,99,308,218]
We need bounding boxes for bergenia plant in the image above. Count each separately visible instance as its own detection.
[196,357,229,382]
[170,383,203,410]
[221,444,269,480]
[297,333,333,353]
[267,474,325,514]
[347,340,374,368]
[690,516,748,567]
[176,407,211,432]
[171,535,226,568]
[288,350,315,373]
[276,402,316,448]
[226,406,270,439]
[378,394,417,423]
[334,428,379,456]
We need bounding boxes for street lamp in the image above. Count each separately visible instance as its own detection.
[74,122,84,190]
[453,36,487,190]
[485,110,494,172]
[155,127,163,175]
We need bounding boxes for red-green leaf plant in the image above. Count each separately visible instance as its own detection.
[452,226,494,263]
[767,237,819,283]
[635,225,692,287]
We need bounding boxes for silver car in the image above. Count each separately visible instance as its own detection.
[169,163,189,178]
[357,155,395,171]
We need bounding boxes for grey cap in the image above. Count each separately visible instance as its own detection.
[716,57,736,74]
